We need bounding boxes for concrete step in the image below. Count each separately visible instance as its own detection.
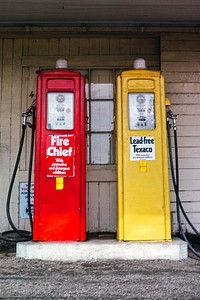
[16,238,188,261]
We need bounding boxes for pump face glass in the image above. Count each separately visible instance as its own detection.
[47,92,74,130]
[128,92,155,130]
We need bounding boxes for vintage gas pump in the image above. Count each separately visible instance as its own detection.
[116,58,171,241]
[33,59,86,241]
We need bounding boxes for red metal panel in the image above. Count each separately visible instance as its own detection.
[33,69,86,241]
[47,78,75,89]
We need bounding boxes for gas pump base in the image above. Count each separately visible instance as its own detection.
[16,238,187,261]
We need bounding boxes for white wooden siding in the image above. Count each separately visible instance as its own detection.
[161,32,200,233]
[0,33,161,234]
[0,39,22,229]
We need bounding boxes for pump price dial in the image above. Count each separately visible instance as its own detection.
[47,92,74,130]
[128,93,155,130]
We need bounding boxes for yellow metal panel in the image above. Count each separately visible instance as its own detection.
[128,79,155,90]
[116,75,124,239]
[116,69,171,242]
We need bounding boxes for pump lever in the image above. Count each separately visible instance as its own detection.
[26,99,36,116]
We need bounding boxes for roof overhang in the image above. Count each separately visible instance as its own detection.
[0,0,200,27]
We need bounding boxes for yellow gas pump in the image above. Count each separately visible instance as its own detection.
[116,58,171,241]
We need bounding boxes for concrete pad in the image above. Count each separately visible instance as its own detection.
[16,238,188,261]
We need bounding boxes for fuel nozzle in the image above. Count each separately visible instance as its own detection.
[172,113,177,131]
[166,106,177,131]
[22,113,27,126]
[22,99,36,127]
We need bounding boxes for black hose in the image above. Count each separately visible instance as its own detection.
[0,117,34,242]
[173,127,181,233]
[27,108,35,232]
[167,117,200,258]
[6,124,31,238]
[0,230,31,242]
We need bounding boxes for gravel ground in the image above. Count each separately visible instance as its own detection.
[0,242,200,299]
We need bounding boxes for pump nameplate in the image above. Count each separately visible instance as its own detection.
[130,135,155,161]
[46,134,75,177]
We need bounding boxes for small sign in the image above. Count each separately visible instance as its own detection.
[19,182,34,218]
[46,134,75,177]
[130,136,155,161]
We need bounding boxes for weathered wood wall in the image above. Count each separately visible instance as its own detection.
[0,28,199,236]
[161,33,200,233]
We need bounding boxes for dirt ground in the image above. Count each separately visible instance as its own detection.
[0,241,200,299]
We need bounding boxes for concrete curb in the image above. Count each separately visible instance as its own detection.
[16,238,188,261]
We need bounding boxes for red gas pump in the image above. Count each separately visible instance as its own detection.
[33,59,86,241]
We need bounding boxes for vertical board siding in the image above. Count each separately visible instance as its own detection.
[0,34,159,233]
[59,38,70,56]
[87,181,117,233]
[0,38,4,226]
[38,39,49,56]
[98,182,116,232]
[49,38,60,55]
[28,39,39,55]
[0,39,23,229]
[99,39,110,55]
[161,33,200,233]
[0,39,14,230]
[87,182,99,232]
[10,39,23,227]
